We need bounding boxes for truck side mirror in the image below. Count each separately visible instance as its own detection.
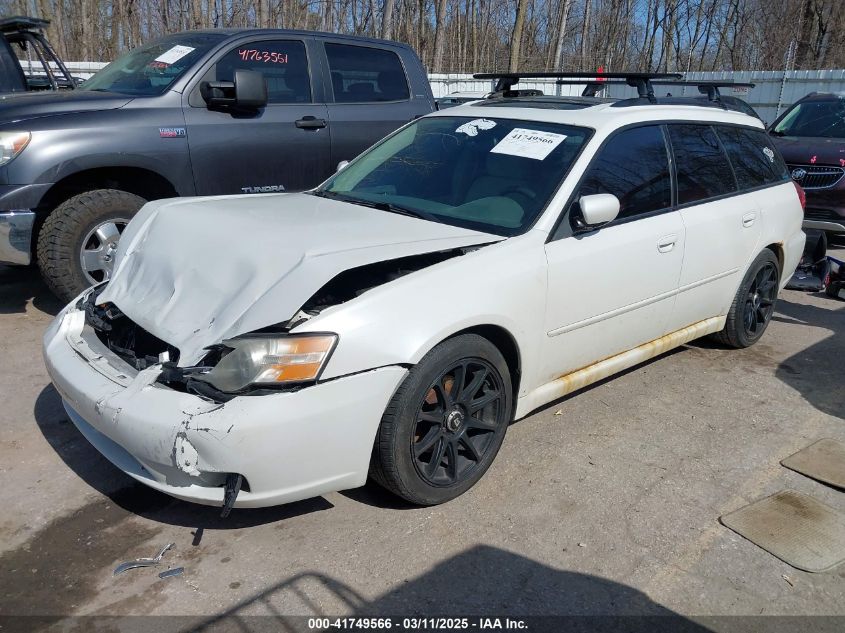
[201,69,268,110]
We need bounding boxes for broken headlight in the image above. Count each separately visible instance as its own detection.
[194,334,337,393]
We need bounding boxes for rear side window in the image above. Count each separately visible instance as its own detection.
[668,124,736,205]
[577,125,671,220]
[325,43,409,103]
[717,126,789,189]
[216,40,311,104]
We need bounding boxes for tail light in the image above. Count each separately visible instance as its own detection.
[793,180,806,211]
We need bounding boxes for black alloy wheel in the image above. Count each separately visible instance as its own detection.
[742,261,778,338]
[412,358,505,487]
[371,334,513,505]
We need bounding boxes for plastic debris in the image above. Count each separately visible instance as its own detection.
[159,567,185,579]
[113,543,175,576]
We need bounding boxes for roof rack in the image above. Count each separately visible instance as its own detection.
[651,80,755,101]
[0,16,51,34]
[472,72,682,102]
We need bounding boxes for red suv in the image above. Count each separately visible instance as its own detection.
[769,92,845,234]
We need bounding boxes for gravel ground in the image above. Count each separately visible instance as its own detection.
[0,241,843,629]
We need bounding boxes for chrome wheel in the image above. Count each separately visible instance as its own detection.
[79,218,129,285]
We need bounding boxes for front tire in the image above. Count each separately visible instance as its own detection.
[371,334,513,505]
[714,249,780,348]
[37,189,146,302]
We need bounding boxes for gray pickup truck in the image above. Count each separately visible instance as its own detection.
[0,29,434,301]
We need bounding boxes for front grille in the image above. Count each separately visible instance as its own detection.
[787,164,844,190]
[804,208,844,223]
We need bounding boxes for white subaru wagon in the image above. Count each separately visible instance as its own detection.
[44,81,805,511]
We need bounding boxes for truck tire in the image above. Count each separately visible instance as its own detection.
[37,189,146,303]
[713,249,780,349]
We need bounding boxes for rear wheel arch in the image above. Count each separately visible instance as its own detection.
[764,242,784,275]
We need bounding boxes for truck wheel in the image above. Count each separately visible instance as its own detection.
[370,334,513,505]
[37,189,146,302]
[713,249,780,349]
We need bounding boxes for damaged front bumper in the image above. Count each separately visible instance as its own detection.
[43,305,408,508]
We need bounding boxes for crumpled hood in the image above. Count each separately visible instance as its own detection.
[0,90,131,123]
[99,193,502,365]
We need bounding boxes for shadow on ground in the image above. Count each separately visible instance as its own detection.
[0,264,63,316]
[773,297,844,420]
[33,384,334,530]
[180,545,710,631]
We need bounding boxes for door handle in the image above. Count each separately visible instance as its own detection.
[295,116,327,129]
[742,212,757,228]
[657,234,677,253]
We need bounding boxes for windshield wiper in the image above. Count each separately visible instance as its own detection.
[311,190,434,221]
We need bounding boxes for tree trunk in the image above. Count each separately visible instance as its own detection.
[552,0,572,71]
[508,0,529,72]
[381,0,395,39]
[431,0,448,72]
[579,0,592,71]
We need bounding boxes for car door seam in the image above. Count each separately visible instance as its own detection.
[547,287,679,337]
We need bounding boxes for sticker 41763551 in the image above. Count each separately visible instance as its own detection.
[490,128,567,161]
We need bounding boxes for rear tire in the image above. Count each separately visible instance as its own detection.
[713,249,780,348]
[37,189,146,303]
[371,334,513,505]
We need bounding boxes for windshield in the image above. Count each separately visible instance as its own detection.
[318,116,591,236]
[79,33,226,96]
[773,98,845,138]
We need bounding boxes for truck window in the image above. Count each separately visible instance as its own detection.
[215,40,311,104]
[325,43,409,103]
[80,33,225,96]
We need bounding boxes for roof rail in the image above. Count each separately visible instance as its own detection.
[472,72,682,102]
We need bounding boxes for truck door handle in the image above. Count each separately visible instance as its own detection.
[295,116,327,129]
[742,212,757,228]
[657,234,677,253]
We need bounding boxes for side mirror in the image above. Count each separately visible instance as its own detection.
[336,160,350,172]
[578,193,620,228]
[201,69,268,110]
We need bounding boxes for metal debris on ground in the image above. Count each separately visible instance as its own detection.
[159,567,185,579]
[113,543,175,576]
[782,574,795,587]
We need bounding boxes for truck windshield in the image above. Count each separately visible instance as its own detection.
[316,115,591,236]
[79,33,226,96]
[772,98,845,139]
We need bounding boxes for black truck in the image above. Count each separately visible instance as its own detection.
[0,29,434,301]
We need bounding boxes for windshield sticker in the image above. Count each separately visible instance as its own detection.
[490,128,567,160]
[762,147,775,163]
[455,119,496,136]
[237,49,288,63]
[154,45,196,65]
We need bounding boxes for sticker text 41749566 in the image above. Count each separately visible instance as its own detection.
[238,49,288,64]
